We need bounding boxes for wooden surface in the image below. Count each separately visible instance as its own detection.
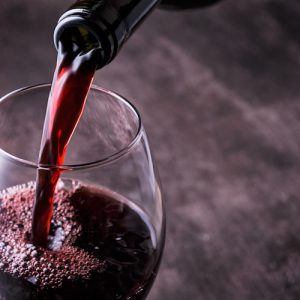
[1,1,300,299]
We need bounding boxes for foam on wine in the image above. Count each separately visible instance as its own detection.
[0,182,103,289]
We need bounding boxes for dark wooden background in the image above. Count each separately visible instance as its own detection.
[1,0,300,299]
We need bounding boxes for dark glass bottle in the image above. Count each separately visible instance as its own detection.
[54,0,221,69]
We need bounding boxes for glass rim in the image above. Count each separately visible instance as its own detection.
[0,83,143,171]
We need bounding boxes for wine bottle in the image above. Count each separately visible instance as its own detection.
[54,0,221,69]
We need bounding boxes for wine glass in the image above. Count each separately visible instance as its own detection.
[0,84,165,299]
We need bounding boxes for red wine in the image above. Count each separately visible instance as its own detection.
[31,0,172,292]
[28,13,161,300]
[0,182,158,299]
[31,40,99,246]
[33,0,222,246]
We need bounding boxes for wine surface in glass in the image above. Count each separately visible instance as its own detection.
[0,181,158,299]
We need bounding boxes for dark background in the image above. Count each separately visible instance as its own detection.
[1,1,300,299]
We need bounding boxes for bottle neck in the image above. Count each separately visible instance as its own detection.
[54,0,160,69]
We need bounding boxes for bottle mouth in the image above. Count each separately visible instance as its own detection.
[0,84,143,171]
[53,10,115,69]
